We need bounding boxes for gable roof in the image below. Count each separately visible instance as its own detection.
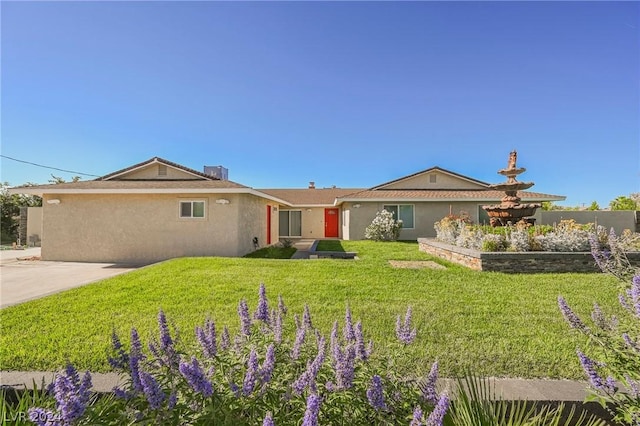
[98,156,214,181]
[258,188,364,206]
[371,166,490,190]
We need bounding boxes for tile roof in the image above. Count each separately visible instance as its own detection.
[11,179,248,192]
[258,188,364,206]
[337,189,565,202]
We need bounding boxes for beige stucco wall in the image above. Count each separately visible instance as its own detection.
[40,193,269,263]
[345,201,491,240]
[121,164,198,180]
[381,171,487,190]
[27,207,43,246]
[279,207,340,239]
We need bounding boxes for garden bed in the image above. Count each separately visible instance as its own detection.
[418,238,640,273]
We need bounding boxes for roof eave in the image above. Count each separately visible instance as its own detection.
[8,186,293,206]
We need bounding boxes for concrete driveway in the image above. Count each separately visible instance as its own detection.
[0,248,145,309]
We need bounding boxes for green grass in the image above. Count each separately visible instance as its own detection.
[243,246,297,259]
[0,241,620,379]
[315,240,346,252]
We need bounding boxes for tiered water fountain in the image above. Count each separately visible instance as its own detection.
[482,150,540,226]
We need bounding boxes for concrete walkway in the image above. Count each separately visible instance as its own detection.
[291,239,317,259]
[0,370,590,401]
[0,248,144,309]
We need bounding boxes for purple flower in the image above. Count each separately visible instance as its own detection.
[140,370,165,410]
[631,275,640,317]
[31,364,92,425]
[168,390,177,410]
[108,329,129,370]
[577,349,616,393]
[558,297,588,331]
[366,375,387,411]
[330,321,339,354]
[263,413,275,426]
[426,393,449,426]
[619,293,630,309]
[292,322,307,360]
[623,333,639,352]
[113,387,131,400]
[238,299,252,336]
[179,356,214,397]
[303,304,313,329]
[354,321,369,360]
[274,310,283,343]
[410,406,423,426]
[243,349,259,396]
[423,361,439,405]
[261,344,276,384]
[344,306,355,341]
[221,326,231,350]
[157,309,173,351]
[396,306,417,344]
[254,283,270,324]
[278,295,287,315]
[302,393,321,426]
[129,332,143,393]
[293,336,326,394]
[196,317,217,358]
[625,375,640,398]
[331,340,356,390]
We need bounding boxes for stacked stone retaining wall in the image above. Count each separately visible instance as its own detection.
[418,238,640,273]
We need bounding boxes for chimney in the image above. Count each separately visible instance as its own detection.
[308,181,315,189]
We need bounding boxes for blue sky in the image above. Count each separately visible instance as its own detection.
[2,1,638,207]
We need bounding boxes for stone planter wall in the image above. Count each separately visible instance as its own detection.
[418,238,640,273]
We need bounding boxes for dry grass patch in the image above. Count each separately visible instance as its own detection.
[388,260,447,270]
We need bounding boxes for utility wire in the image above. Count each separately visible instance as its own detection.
[0,154,101,177]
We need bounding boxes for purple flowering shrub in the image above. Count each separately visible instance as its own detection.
[559,233,640,425]
[27,283,447,425]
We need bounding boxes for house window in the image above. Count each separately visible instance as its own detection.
[383,204,414,229]
[180,200,205,218]
[279,210,302,237]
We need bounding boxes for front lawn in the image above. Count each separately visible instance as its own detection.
[0,241,619,379]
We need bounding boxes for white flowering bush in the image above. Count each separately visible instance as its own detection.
[434,217,622,253]
[481,234,507,252]
[533,220,591,252]
[507,226,531,252]
[365,210,402,241]
[455,225,484,250]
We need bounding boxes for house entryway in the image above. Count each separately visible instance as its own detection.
[324,208,339,238]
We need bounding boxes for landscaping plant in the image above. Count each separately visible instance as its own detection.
[24,284,448,425]
[558,230,640,424]
[364,210,403,241]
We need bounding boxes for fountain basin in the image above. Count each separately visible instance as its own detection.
[482,203,541,220]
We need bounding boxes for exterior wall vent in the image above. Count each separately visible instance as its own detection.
[429,174,437,183]
[204,166,228,180]
[158,165,167,176]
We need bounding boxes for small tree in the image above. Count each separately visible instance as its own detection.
[364,210,402,241]
[587,201,600,211]
[609,195,638,211]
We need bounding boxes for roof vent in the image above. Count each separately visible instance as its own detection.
[204,166,228,180]
[309,181,315,189]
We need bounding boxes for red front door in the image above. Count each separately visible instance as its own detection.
[266,205,272,245]
[324,208,339,238]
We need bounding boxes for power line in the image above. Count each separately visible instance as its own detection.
[0,154,101,178]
